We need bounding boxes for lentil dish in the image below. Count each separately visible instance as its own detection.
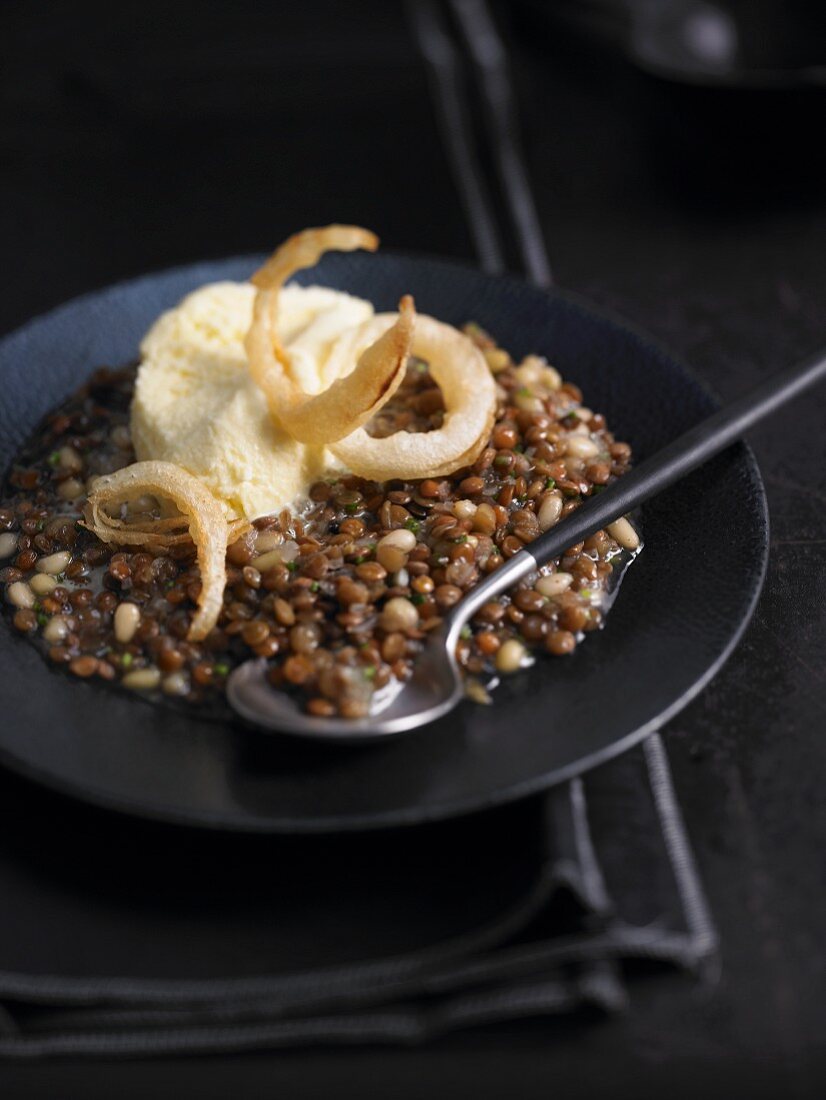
[0,323,639,720]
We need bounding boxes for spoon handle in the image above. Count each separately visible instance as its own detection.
[447,347,826,631]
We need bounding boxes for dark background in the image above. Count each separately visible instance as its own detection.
[1,1,825,1096]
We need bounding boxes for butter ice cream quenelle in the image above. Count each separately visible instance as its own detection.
[131,282,373,519]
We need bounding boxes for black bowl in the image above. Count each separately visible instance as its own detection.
[0,253,768,832]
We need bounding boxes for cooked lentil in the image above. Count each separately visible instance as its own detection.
[0,327,639,718]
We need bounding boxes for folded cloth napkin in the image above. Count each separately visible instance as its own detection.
[0,733,715,1058]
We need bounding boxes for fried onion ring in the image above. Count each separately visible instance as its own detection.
[330,314,497,480]
[82,461,241,641]
[246,225,416,444]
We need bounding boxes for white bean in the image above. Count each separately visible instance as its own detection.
[43,616,69,644]
[35,551,71,575]
[0,532,18,560]
[538,491,563,532]
[607,517,640,551]
[114,602,141,644]
[7,581,34,609]
[30,573,58,596]
[122,668,162,692]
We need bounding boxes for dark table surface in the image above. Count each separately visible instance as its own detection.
[1,2,824,1096]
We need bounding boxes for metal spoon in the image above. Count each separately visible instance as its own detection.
[228,348,826,741]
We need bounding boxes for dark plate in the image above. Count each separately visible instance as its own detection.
[0,253,768,833]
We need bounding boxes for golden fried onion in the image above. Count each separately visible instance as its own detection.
[330,314,497,480]
[82,461,242,642]
[245,225,416,444]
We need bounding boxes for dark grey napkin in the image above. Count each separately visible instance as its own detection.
[0,733,715,1059]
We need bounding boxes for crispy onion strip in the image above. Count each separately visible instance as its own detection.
[82,461,241,642]
[330,314,497,480]
[245,225,416,444]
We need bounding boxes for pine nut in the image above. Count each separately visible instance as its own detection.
[538,491,563,531]
[472,502,497,535]
[0,532,18,559]
[30,573,58,596]
[484,348,510,373]
[111,425,132,449]
[43,615,69,644]
[57,445,83,473]
[163,671,189,696]
[541,365,562,390]
[514,358,544,385]
[114,601,141,643]
[253,529,283,554]
[57,477,84,501]
[126,494,158,515]
[122,668,162,691]
[565,436,601,459]
[252,548,287,572]
[35,551,72,575]
[453,499,477,520]
[379,597,419,633]
[496,638,528,674]
[607,517,640,551]
[376,529,416,572]
[536,572,574,598]
[7,581,35,609]
[515,391,545,414]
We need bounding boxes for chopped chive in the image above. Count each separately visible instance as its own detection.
[353,555,367,565]
[344,502,359,514]
[545,477,556,489]
[410,592,426,605]
[47,451,60,467]
[286,560,299,572]
[404,518,420,533]
[580,588,592,599]
[363,665,376,680]
[460,625,472,640]
[516,386,531,397]
[121,652,133,669]
[310,581,320,592]
[36,612,48,627]
[214,662,230,677]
